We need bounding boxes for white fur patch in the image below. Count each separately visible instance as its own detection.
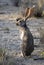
[20,51,23,57]
[20,31,24,40]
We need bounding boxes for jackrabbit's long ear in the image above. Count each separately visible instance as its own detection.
[24,5,36,21]
[25,8,30,17]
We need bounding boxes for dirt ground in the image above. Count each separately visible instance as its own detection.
[0,6,44,65]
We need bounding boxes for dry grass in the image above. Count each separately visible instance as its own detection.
[0,48,5,63]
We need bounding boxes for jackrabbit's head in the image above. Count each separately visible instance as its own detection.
[16,18,26,27]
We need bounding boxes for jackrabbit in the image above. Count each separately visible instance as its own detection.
[16,17,34,57]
